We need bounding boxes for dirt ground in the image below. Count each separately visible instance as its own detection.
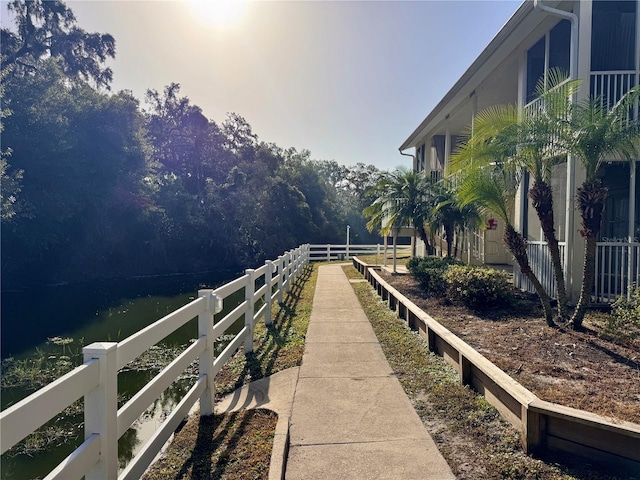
[378,271,640,426]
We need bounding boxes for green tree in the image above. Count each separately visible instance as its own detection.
[1,0,115,88]
[1,61,150,285]
[317,160,381,244]
[564,87,640,329]
[145,83,216,197]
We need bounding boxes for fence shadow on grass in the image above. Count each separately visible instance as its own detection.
[164,264,313,478]
[215,263,313,398]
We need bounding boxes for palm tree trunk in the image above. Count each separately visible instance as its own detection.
[416,225,431,255]
[445,222,454,257]
[529,179,569,321]
[454,228,460,259]
[570,235,597,329]
[505,225,555,327]
[392,231,398,274]
[570,179,608,330]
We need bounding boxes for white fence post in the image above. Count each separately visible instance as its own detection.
[197,289,217,416]
[292,249,299,279]
[277,256,284,303]
[83,342,118,480]
[265,261,275,326]
[326,244,330,261]
[289,250,295,281]
[244,269,256,353]
[285,252,292,293]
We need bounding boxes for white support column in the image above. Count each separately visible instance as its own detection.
[629,161,637,298]
[630,160,637,244]
[197,289,216,416]
[565,0,592,304]
[244,269,255,354]
[83,342,118,480]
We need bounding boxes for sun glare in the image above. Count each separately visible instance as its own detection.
[188,0,249,28]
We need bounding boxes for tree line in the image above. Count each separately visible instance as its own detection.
[1,0,382,289]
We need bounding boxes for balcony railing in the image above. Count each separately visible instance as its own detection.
[514,241,566,300]
[524,71,639,119]
[594,241,640,303]
[514,240,639,304]
[590,70,637,110]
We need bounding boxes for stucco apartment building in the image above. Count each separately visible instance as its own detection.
[400,0,640,304]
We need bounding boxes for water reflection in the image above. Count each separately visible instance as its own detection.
[1,271,239,480]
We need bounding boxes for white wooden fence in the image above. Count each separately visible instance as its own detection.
[308,243,411,262]
[0,244,310,480]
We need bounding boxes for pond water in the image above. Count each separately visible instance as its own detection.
[1,271,240,479]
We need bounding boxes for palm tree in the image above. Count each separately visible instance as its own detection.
[563,87,640,329]
[363,167,431,271]
[428,179,480,258]
[453,69,579,321]
[453,163,556,327]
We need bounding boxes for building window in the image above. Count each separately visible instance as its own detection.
[415,143,426,172]
[600,162,639,242]
[526,37,545,103]
[549,19,570,73]
[526,19,571,104]
[591,0,636,72]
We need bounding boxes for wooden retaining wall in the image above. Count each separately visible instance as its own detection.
[352,258,640,473]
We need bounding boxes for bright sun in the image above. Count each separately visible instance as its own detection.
[188,0,249,28]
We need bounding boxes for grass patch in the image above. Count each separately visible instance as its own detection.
[214,264,316,397]
[142,409,277,480]
[344,265,631,480]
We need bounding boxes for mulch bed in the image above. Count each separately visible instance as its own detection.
[378,270,640,425]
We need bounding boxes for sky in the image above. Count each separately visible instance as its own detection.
[3,0,523,171]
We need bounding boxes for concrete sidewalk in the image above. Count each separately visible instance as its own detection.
[285,264,454,480]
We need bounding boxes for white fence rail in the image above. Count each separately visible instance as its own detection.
[0,244,310,480]
[308,243,411,262]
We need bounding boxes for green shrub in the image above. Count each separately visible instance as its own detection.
[444,265,513,309]
[607,284,640,340]
[407,256,461,296]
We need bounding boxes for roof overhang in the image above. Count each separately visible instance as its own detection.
[399,0,571,152]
